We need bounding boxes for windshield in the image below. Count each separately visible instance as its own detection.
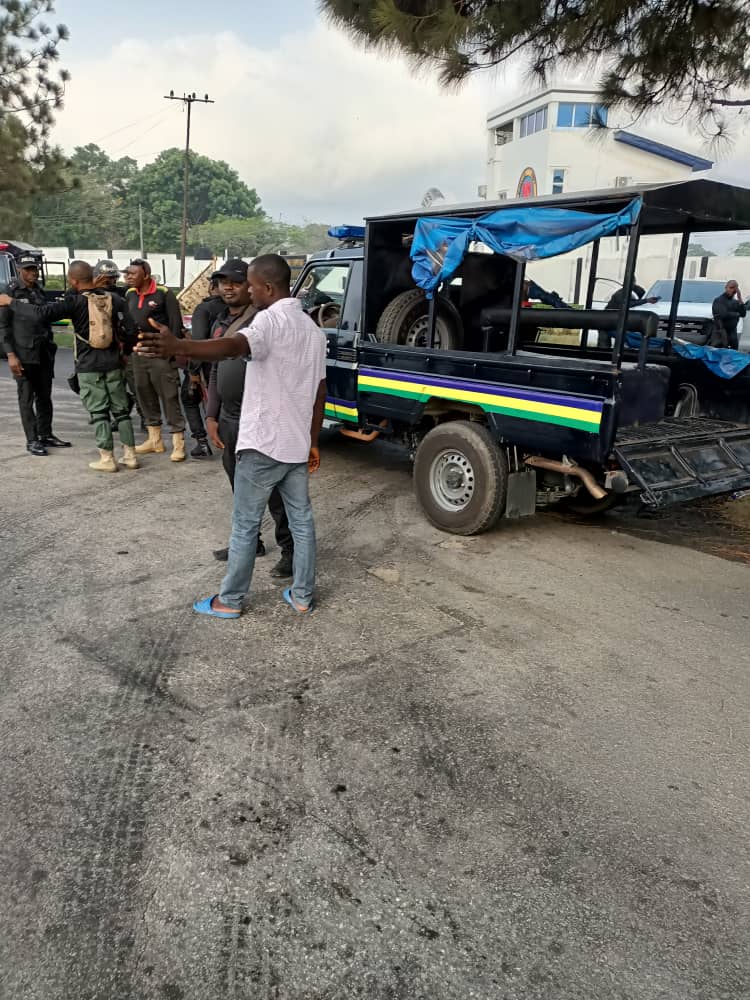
[646,280,726,303]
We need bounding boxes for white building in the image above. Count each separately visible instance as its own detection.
[485,84,713,201]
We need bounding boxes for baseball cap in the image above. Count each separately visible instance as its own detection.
[18,253,40,269]
[215,259,248,283]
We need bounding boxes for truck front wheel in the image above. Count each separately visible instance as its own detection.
[414,421,507,535]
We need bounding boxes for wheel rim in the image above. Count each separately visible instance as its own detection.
[429,448,475,512]
[405,314,446,349]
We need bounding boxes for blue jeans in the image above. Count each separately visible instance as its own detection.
[219,449,316,609]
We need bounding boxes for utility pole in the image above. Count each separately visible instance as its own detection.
[164,90,214,288]
[138,203,144,258]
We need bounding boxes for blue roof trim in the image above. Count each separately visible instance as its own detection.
[613,130,713,171]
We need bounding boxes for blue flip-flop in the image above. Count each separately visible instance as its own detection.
[282,587,314,614]
[193,595,241,619]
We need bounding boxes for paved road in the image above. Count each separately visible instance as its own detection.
[1,362,749,1000]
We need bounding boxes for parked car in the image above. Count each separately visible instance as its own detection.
[631,278,742,346]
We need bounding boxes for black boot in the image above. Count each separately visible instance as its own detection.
[27,439,48,456]
[213,547,229,561]
[40,434,71,448]
[190,437,212,458]
[270,551,294,578]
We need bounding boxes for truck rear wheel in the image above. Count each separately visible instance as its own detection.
[376,288,463,350]
[414,421,507,535]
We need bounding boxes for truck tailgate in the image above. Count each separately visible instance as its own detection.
[614,417,750,507]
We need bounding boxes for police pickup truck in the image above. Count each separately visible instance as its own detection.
[295,180,750,536]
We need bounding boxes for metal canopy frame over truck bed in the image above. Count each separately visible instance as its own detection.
[303,179,750,533]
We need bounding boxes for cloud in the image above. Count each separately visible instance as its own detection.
[52,21,487,223]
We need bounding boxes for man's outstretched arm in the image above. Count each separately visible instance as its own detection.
[135,319,250,361]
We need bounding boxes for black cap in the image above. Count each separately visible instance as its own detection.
[215,258,248,283]
[18,253,39,269]
[94,259,120,277]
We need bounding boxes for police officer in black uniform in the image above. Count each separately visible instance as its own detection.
[0,253,70,455]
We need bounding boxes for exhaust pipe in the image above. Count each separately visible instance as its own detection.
[524,456,608,500]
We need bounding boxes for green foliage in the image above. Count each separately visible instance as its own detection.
[0,1,70,234]
[687,243,716,257]
[321,0,750,132]
[734,242,750,256]
[126,148,262,252]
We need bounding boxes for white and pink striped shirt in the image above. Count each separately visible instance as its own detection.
[236,297,327,464]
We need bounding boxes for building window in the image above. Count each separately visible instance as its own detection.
[519,105,547,138]
[556,102,608,128]
[497,191,507,200]
[494,121,513,145]
[552,168,565,194]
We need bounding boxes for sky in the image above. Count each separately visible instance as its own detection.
[48,0,750,231]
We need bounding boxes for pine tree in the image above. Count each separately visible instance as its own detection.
[321,1,750,133]
[0,1,70,234]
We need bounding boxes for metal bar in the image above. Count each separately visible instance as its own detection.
[611,212,643,367]
[506,260,526,355]
[584,239,600,309]
[427,290,438,349]
[573,256,583,305]
[666,230,690,341]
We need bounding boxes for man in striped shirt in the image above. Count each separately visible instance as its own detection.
[137,254,327,616]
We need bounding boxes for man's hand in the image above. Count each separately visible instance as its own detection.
[0,293,12,307]
[646,296,660,304]
[7,352,23,377]
[93,273,112,289]
[308,447,320,474]
[206,416,224,451]
[135,318,181,359]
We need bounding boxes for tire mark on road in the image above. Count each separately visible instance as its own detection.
[56,627,185,1000]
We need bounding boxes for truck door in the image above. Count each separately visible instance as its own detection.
[296,259,363,427]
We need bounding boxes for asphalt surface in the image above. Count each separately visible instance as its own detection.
[1,355,749,1000]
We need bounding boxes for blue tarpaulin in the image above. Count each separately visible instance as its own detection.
[672,342,750,379]
[411,199,642,296]
[623,333,750,379]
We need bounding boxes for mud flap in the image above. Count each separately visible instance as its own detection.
[614,417,750,507]
[505,470,537,518]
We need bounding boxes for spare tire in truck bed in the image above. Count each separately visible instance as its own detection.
[376,288,463,350]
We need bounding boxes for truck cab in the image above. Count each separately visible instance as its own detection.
[295,180,750,535]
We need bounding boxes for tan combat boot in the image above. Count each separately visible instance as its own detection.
[170,431,186,462]
[119,445,140,470]
[135,425,165,454]
[89,449,118,473]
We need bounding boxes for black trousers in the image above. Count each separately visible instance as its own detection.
[219,415,293,555]
[180,372,207,440]
[15,359,54,443]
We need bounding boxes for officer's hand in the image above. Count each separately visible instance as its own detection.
[7,352,23,377]
[308,447,320,474]
[135,318,181,359]
[206,416,224,451]
[0,294,12,307]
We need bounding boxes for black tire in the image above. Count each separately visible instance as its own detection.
[376,288,463,350]
[413,421,507,535]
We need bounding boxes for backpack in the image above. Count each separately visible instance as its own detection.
[82,291,114,349]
